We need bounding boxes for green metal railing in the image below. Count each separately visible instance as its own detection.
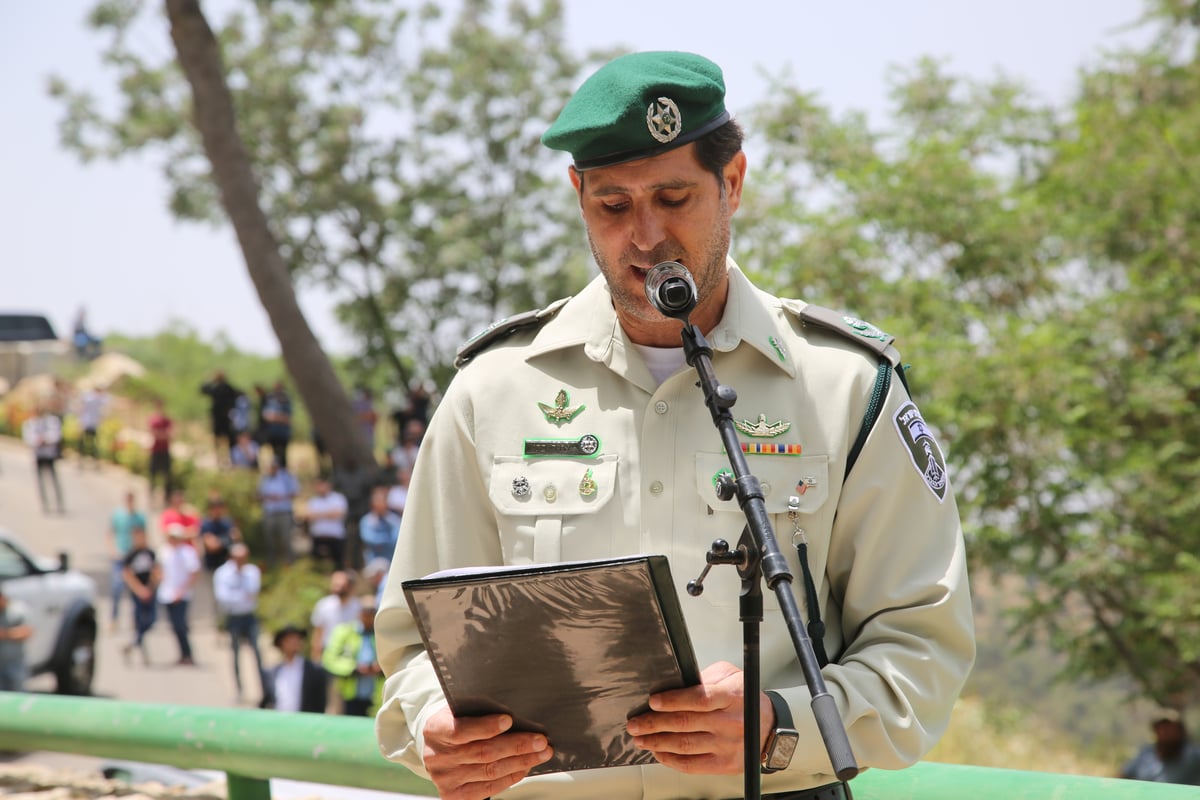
[0,692,1194,799]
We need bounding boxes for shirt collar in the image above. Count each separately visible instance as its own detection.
[526,258,797,380]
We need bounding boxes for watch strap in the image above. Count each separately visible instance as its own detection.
[766,690,794,730]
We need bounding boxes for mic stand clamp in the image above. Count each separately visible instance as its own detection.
[678,322,858,800]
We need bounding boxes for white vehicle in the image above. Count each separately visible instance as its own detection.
[0,529,97,694]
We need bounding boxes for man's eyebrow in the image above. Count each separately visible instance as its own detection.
[587,178,698,196]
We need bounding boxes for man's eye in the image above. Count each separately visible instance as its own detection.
[602,202,629,213]
[660,196,687,207]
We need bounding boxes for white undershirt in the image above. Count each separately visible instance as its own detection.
[633,343,688,385]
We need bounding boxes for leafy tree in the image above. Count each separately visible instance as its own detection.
[741,2,1200,708]
[51,0,595,398]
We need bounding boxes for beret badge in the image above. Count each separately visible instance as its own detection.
[646,97,682,144]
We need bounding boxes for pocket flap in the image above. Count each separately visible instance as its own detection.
[490,455,619,515]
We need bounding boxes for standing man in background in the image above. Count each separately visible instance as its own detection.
[146,399,173,507]
[76,382,109,468]
[108,490,147,631]
[158,524,200,667]
[200,370,241,466]
[22,404,65,515]
[213,543,266,705]
[258,460,300,568]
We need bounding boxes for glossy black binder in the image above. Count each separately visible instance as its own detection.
[402,554,700,775]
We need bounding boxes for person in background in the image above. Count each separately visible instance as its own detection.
[198,497,241,619]
[261,381,293,468]
[333,458,376,570]
[230,429,261,470]
[359,486,400,566]
[146,398,174,507]
[305,475,348,571]
[121,525,158,665]
[261,624,327,714]
[22,404,65,515]
[157,523,200,666]
[258,460,300,569]
[108,490,147,631]
[201,370,241,466]
[388,418,425,475]
[158,488,200,541]
[309,570,361,665]
[213,543,266,705]
[1120,708,1200,785]
[75,382,109,468]
[322,595,382,717]
[0,586,33,691]
[362,557,391,608]
[385,465,410,519]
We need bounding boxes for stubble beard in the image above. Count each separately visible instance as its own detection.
[588,196,733,327]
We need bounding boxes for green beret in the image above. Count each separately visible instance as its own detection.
[542,51,730,170]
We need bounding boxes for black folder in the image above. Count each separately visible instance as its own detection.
[401,554,700,775]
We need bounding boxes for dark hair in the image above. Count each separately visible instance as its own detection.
[693,118,745,180]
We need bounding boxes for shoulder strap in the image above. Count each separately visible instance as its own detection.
[454,297,571,369]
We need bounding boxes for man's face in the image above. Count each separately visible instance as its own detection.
[570,143,747,346]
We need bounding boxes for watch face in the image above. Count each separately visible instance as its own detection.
[766,730,800,771]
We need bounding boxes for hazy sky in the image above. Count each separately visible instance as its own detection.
[1,1,1151,356]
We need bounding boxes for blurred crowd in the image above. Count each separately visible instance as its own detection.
[9,366,436,719]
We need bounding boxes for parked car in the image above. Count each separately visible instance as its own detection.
[0,312,70,393]
[0,528,97,694]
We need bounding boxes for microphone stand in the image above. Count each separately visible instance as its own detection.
[678,320,859,799]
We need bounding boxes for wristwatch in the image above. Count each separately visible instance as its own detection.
[761,690,800,773]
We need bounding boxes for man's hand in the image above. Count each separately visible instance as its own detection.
[422,706,553,800]
[626,661,775,775]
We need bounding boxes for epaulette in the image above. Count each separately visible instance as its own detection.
[786,301,902,369]
[454,297,571,369]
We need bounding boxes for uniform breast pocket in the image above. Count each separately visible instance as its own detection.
[488,455,620,564]
[691,452,831,609]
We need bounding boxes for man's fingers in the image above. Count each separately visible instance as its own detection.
[426,710,513,746]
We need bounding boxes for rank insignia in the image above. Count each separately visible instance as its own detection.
[842,315,892,343]
[537,389,585,425]
[735,413,792,438]
[579,469,597,497]
[524,434,601,458]
[768,336,787,362]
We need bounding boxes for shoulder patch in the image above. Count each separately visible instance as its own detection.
[790,303,901,368]
[454,297,571,369]
[892,401,949,502]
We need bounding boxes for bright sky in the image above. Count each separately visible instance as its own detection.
[1,1,1151,356]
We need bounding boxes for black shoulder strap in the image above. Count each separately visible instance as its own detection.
[454,297,571,369]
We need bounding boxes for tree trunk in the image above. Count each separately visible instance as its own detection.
[164,0,376,471]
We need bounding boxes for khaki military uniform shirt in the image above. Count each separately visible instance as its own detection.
[375,262,975,799]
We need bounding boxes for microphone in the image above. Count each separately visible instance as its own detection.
[644,261,698,320]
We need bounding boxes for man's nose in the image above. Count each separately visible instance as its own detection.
[630,205,667,252]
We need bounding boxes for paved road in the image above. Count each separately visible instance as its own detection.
[0,435,252,705]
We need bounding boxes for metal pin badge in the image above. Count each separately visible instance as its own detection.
[579,469,597,497]
[512,477,531,498]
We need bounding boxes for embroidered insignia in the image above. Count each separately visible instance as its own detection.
[739,442,803,455]
[892,401,948,503]
[537,389,585,424]
[512,477,531,498]
[735,413,791,438]
[842,315,892,343]
[768,336,787,362]
[646,97,682,143]
[579,469,597,497]
[524,434,601,458]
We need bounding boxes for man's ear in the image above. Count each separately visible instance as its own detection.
[723,151,748,213]
[568,165,583,199]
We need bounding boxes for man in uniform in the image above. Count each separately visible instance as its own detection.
[375,51,975,800]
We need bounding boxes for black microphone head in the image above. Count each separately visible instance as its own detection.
[644,261,698,320]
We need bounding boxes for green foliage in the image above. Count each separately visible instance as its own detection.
[257,560,330,636]
[744,4,1200,708]
[53,0,603,393]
